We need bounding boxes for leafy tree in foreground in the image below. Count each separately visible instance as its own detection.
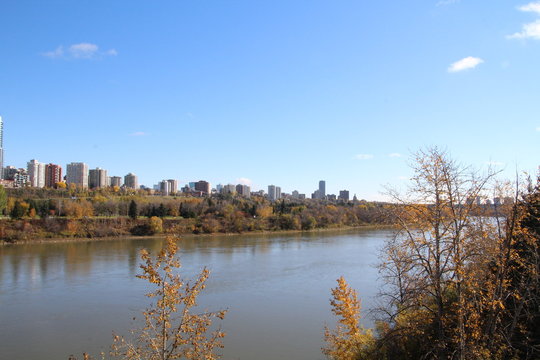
[71,237,227,360]
[323,276,374,360]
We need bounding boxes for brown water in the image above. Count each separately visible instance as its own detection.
[0,228,391,360]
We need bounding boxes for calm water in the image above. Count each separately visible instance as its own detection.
[0,228,392,360]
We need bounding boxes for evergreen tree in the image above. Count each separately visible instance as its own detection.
[128,200,138,219]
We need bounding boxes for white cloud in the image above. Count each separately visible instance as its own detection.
[508,19,540,39]
[237,178,253,186]
[42,46,64,58]
[355,154,374,160]
[397,176,408,180]
[508,2,540,39]
[69,43,99,58]
[536,126,540,131]
[519,2,540,14]
[129,131,148,136]
[388,153,402,158]
[42,43,117,59]
[448,56,484,72]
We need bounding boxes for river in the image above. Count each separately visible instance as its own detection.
[0,228,392,360]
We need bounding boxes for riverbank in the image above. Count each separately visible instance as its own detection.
[0,223,393,245]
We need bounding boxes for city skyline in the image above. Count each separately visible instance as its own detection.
[1,1,539,200]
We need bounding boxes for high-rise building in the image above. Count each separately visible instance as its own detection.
[89,168,108,189]
[3,166,20,181]
[236,184,251,198]
[124,173,138,189]
[167,179,178,194]
[45,164,63,188]
[66,162,89,188]
[222,184,236,194]
[338,190,350,202]
[268,185,281,201]
[159,180,170,195]
[0,116,4,179]
[109,176,122,187]
[194,180,210,195]
[319,180,326,199]
[27,159,46,188]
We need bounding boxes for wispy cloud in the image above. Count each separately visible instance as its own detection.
[129,131,148,137]
[42,43,117,59]
[536,126,540,131]
[437,0,460,6]
[397,176,409,180]
[237,178,253,186]
[355,154,374,160]
[519,2,540,14]
[448,56,484,72]
[388,153,402,158]
[508,2,540,39]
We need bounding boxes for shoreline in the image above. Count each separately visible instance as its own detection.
[0,224,394,246]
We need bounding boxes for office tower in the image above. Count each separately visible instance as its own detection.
[109,176,122,187]
[89,168,108,189]
[0,116,3,179]
[27,159,46,188]
[124,173,138,189]
[338,190,350,202]
[194,180,210,194]
[221,184,236,194]
[45,164,63,188]
[236,184,251,198]
[268,185,281,201]
[159,180,170,195]
[66,162,89,188]
[3,166,19,181]
[319,180,326,199]
[167,179,178,194]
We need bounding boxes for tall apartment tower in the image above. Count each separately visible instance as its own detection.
[66,162,89,188]
[0,116,3,179]
[124,173,138,189]
[319,180,326,199]
[194,180,210,195]
[268,185,281,201]
[89,168,108,189]
[27,159,46,188]
[45,164,63,188]
[109,176,122,187]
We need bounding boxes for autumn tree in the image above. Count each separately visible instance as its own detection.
[323,276,374,360]
[110,237,227,360]
[379,147,501,359]
[0,185,7,215]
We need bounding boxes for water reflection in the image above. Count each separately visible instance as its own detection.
[0,228,392,360]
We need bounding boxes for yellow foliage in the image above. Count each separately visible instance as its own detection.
[111,237,227,360]
[323,277,374,360]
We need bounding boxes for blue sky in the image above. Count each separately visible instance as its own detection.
[1,0,539,200]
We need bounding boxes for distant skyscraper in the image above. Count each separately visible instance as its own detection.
[194,180,210,194]
[167,179,178,194]
[27,159,46,188]
[0,116,3,180]
[109,176,122,187]
[338,190,350,202]
[124,173,138,189]
[268,185,281,201]
[89,168,108,189]
[66,162,89,188]
[319,180,326,199]
[236,184,251,198]
[45,164,62,188]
